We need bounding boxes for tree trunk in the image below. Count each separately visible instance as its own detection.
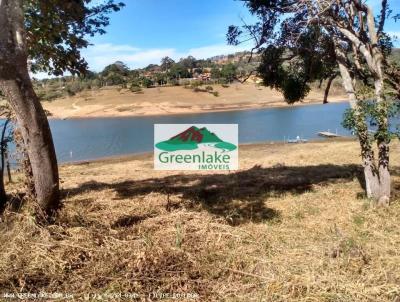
[337,60,382,200]
[374,75,391,205]
[0,0,60,216]
[341,4,392,204]
[323,75,336,104]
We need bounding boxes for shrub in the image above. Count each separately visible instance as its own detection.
[37,90,64,101]
[65,82,84,96]
[221,84,230,88]
[205,86,213,91]
[212,91,219,97]
[130,85,142,93]
[190,80,202,88]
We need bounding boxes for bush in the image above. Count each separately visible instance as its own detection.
[221,84,230,88]
[180,80,191,86]
[37,90,64,101]
[190,80,202,88]
[212,91,219,97]
[130,85,143,93]
[141,77,153,88]
[65,82,84,96]
[205,86,213,91]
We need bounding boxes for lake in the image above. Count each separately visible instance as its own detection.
[47,102,351,163]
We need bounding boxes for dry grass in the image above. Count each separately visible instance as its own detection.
[1,140,400,301]
[43,84,347,119]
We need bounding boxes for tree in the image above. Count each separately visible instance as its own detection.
[168,63,191,80]
[179,56,197,72]
[229,0,400,204]
[102,61,130,77]
[0,0,124,217]
[211,66,221,79]
[220,63,237,83]
[161,57,175,72]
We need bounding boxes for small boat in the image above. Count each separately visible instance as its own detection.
[318,131,341,138]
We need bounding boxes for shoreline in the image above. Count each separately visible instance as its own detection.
[60,137,356,166]
[43,84,348,120]
[48,99,349,120]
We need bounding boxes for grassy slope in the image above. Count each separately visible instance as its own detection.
[1,140,400,301]
[42,84,347,119]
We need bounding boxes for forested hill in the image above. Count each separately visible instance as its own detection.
[30,48,400,102]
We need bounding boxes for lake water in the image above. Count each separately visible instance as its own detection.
[47,102,351,163]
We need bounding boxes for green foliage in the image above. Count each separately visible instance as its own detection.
[137,77,153,88]
[281,76,311,104]
[129,85,142,93]
[25,0,125,76]
[153,73,168,85]
[220,63,237,82]
[160,57,175,71]
[257,46,311,103]
[179,56,197,70]
[211,67,221,79]
[342,100,400,143]
[65,81,84,96]
[102,61,130,77]
[228,3,345,104]
[168,63,191,79]
[37,90,63,102]
[32,52,257,101]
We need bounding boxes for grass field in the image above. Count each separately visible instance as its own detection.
[1,140,400,301]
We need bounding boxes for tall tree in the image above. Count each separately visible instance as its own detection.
[161,56,175,72]
[179,55,197,72]
[229,0,400,204]
[0,0,124,217]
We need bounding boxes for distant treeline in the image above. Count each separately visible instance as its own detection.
[32,51,261,101]
[31,48,400,102]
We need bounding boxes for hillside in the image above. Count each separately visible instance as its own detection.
[1,140,400,301]
[390,48,400,64]
[42,83,347,119]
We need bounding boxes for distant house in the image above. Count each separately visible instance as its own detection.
[194,72,211,81]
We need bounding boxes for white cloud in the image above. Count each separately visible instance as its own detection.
[82,46,177,71]
[91,43,140,53]
[187,44,252,59]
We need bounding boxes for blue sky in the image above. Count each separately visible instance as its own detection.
[367,0,400,39]
[82,0,255,71]
[64,0,400,73]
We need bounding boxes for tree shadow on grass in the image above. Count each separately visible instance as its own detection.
[63,164,368,225]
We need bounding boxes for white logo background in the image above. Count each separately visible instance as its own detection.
[154,124,238,171]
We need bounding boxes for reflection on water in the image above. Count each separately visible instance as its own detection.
[47,102,351,163]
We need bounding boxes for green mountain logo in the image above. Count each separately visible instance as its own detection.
[155,126,237,152]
